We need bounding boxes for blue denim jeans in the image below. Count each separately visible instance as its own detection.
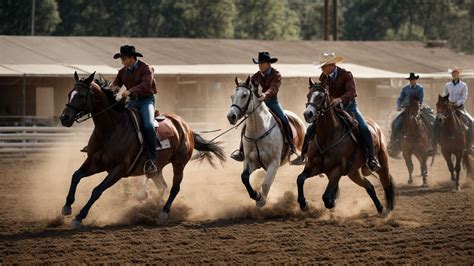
[304,101,375,158]
[127,95,157,161]
[265,99,293,143]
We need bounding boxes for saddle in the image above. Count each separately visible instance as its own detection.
[334,107,358,130]
[267,109,298,144]
[127,108,175,144]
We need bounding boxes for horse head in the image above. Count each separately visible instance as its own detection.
[60,71,95,127]
[435,94,452,123]
[227,76,261,125]
[406,94,422,120]
[303,78,329,123]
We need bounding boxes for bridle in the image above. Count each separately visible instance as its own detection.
[65,81,121,123]
[306,84,334,119]
[230,84,263,120]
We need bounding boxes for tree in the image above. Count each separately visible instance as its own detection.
[234,0,300,40]
[288,0,324,40]
[0,0,61,35]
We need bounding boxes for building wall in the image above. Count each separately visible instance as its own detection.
[1,75,473,133]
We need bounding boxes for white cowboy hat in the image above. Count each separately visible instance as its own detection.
[448,66,462,74]
[314,51,344,68]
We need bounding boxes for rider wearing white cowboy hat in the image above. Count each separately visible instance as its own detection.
[428,66,473,155]
[292,51,382,172]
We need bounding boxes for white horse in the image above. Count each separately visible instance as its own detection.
[227,76,305,207]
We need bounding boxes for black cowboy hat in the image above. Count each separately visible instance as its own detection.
[406,72,419,80]
[113,45,143,59]
[252,51,278,64]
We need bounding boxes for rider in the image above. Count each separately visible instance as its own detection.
[230,51,296,161]
[388,73,425,155]
[428,67,473,155]
[291,52,382,172]
[112,45,158,176]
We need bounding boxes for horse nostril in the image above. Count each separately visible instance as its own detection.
[231,114,236,120]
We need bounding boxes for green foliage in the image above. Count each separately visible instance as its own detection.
[0,0,61,35]
[0,0,472,53]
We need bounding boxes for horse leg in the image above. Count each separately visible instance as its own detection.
[322,168,342,209]
[136,175,150,201]
[160,163,185,222]
[454,153,462,191]
[347,171,384,213]
[376,147,396,212]
[72,166,124,228]
[297,169,311,211]
[151,169,168,199]
[442,151,455,181]
[418,153,429,187]
[402,151,414,184]
[62,158,99,216]
[241,163,259,202]
[257,162,279,208]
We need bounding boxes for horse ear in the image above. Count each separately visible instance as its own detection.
[245,75,251,86]
[444,93,449,99]
[309,78,315,87]
[74,71,79,82]
[84,71,96,84]
[234,76,240,86]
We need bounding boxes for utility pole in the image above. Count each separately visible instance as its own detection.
[31,0,35,36]
[333,0,338,40]
[324,0,328,40]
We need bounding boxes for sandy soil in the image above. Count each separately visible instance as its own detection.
[0,148,473,264]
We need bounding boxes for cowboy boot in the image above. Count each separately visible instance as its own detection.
[230,141,244,162]
[144,159,158,177]
[290,124,315,165]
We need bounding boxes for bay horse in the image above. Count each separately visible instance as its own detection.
[435,94,472,191]
[59,72,225,228]
[226,76,305,207]
[399,95,432,186]
[296,79,395,214]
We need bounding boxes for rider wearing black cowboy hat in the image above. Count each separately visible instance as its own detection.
[230,51,297,161]
[388,72,428,156]
[112,45,159,176]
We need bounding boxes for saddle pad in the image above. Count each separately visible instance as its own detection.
[155,119,175,141]
[268,109,298,143]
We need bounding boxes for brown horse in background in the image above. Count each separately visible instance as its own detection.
[59,72,225,228]
[435,94,472,191]
[400,95,432,186]
[296,80,395,214]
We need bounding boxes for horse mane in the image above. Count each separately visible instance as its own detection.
[93,78,127,112]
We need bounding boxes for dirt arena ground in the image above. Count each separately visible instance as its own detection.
[0,146,473,264]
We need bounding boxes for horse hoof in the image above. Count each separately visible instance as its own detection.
[255,192,267,208]
[71,219,82,229]
[61,206,72,216]
[158,211,169,224]
[421,182,428,188]
[408,178,413,185]
[455,186,461,192]
[379,208,390,218]
[135,190,149,201]
[300,203,310,212]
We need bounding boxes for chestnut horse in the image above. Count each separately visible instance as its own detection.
[435,94,472,191]
[296,80,395,214]
[59,72,225,228]
[399,95,432,186]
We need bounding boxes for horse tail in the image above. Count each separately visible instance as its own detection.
[462,152,472,178]
[192,132,226,167]
[383,174,397,211]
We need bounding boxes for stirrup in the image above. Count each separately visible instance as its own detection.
[144,159,158,177]
[230,149,244,162]
[290,155,306,165]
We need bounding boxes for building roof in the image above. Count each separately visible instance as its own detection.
[0,36,473,76]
